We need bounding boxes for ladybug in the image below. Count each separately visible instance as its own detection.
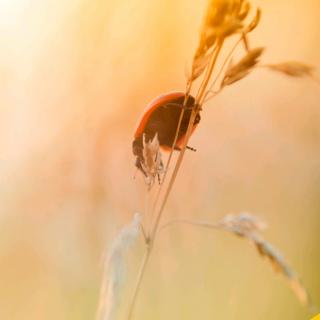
[132,91,201,177]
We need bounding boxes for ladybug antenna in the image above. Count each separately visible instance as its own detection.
[186,146,197,152]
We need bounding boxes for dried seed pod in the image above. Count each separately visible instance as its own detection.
[215,18,243,38]
[221,213,266,236]
[219,213,312,308]
[206,0,230,27]
[252,237,310,307]
[238,1,250,20]
[247,7,261,32]
[221,47,264,86]
[266,61,315,77]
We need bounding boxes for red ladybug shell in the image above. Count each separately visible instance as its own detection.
[132,91,200,176]
[133,91,200,151]
[134,91,185,139]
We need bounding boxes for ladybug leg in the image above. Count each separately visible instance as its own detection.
[186,146,197,152]
[174,146,197,152]
[135,157,147,177]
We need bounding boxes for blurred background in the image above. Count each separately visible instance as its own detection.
[0,0,319,319]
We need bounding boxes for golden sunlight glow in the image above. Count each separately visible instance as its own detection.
[0,1,319,319]
[0,0,29,23]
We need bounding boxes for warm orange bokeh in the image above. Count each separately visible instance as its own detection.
[0,0,319,319]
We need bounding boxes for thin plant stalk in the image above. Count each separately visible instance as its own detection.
[205,36,243,102]
[127,248,151,320]
[197,40,224,105]
[152,41,224,239]
[160,218,221,232]
[127,39,225,320]
[149,82,193,232]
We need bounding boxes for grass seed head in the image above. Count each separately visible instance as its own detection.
[221,46,264,86]
[219,213,312,308]
[246,8,261,32]
[221,212,267,236]
[266,61,315,77]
